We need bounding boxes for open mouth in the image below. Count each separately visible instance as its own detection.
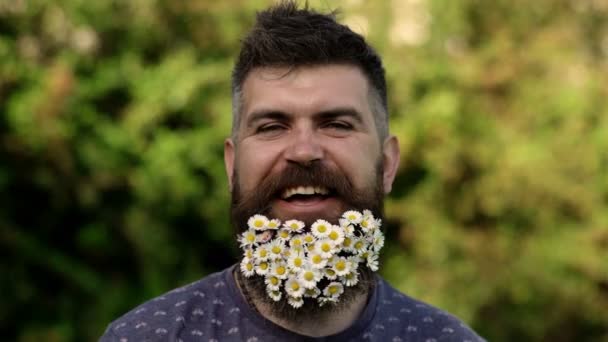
[280,185,333,203]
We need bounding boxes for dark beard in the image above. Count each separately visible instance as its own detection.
[230,159,385,321]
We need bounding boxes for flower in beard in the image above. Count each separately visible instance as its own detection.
[308,250,328,269]
[285,276,305,298]
[298,263,322,289]
[352,237,368,255]
[371,229,385,252]
[304,286,321,298]
[284,219,305,233]
[239,229,258,248]
[341,270,359,287]
[248,214,269,231]
[311,219,331,238]
[267,218,281,230]
[240,257,255,277]
[327,225,345,245]
[276,228,292,242]
[255,260,270,276]
[288,296,304,308]
[270,261,289,280]
[267,240,286,260]
[323,267,338,280]
[265,275,282,291]
[342,210,363,224]
[243,247,254,260]
[314,238,337,259]
[289,234,305,250]
[267,288,282,302]
[366,253,379,272]
[323,282,344,299]
[318,296,339,306]
[331,256,352,276]
[287,249,305,271]
[302,233,316,245]
[254,243,270,261]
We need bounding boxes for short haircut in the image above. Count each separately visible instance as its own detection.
[231,0,388,141]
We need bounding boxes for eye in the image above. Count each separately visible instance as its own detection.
[323,121,353,131]
[256,123,287,135]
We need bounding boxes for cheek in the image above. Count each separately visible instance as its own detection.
[235,143,281,190]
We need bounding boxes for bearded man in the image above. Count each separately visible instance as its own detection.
[100,1,484,341]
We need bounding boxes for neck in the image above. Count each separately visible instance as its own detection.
[234,268,372,337]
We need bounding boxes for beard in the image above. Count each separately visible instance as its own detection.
[230,159,386,322]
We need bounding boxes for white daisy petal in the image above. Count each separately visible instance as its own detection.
[248,214,269,231]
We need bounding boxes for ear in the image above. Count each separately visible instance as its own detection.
[224,138,235,192]
[381,135,400,194]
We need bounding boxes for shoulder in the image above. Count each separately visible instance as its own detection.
[100,267,233,341]
[370,277,485,342]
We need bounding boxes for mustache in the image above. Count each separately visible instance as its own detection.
[233,162,354,213]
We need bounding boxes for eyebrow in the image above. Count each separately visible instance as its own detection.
[245,107,365,127]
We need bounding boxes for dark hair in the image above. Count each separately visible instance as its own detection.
[231,0,388,140]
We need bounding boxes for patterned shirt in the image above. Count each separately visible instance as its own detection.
[100,265,484,341]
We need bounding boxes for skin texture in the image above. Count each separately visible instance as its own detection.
[224,64,400,336]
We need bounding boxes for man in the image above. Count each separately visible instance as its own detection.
[101,1,484,341]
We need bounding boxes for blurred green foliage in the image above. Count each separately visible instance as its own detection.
[1,0,607,341]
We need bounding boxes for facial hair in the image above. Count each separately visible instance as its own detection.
[230,159,386,322]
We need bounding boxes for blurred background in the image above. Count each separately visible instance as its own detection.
[1,0,607,340]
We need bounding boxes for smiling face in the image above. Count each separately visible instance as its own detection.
[225,64,400,227]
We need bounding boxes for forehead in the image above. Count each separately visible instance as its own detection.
[240,64,373,124]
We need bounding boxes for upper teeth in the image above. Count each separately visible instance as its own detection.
[282,186,329,199]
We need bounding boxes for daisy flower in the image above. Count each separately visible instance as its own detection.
[301,233,316,245]
[352,238,368,255]
[341,271,359,287]
[326,225,345,245]
[276,228,292,242]
[314,239,337,259]
[254,243,270,261]
[323,267,338,280]
[311,219,331,238]
[308,251,328,269]
[283,219,305,233]
[323,282,344,298]
[366,253,379,271]
[270,261,289,279]
[267,240,286,260]
[267,219,281,230]
[288,296,304,308]
[342,224,355,237]
[255,261,270,276]
[240,257,255,277]
[289,234,305,249]
[331,256,352,276]
[298,264,322,289]
[285,276,305,298]
[265,275,282,291]
[342,236,354,250]
[342,210,362,224]
[318,296,338,306]
[287,250,306,271]
[267,289,282,302]
[239,229,258,248]
[371,229,385,252]
[243,247,254,259]
[248,214,269,231]
[304,286,321,298]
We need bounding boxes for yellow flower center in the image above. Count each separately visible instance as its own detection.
[361,220,369,228]
[348,214,356,220]
[304,236,314,243]
[260,262,268,270]
[270,277,279,285]
[280,231,289,238]
[343,237,352,247]
[246,263,253,271]
[272,246,281,254]
[312,254,322,264]
[304,271,314,281]
[321,243,331,253]
[329,231,339,240]
[259,249,267,258]
[254,220,264,228]
[326,269,335,276]
[335,260,346,271]
[291,282,300,291]
[276,266,286,275]
[328,286,339,295]
[354,241,364,250]
[247,234,255,243]
[268,221,277,228]
[294,258,302,267]
[292,239,302,247]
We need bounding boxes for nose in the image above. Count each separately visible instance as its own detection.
[284,127,324,166]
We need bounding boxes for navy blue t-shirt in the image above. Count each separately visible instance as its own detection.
[100,265,484,341]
